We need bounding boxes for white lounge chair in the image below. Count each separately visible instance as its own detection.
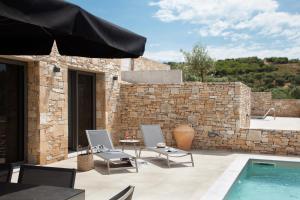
[139,125,194,168]
[86,130,138,174]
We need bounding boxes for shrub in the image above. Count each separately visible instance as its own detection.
[265,57,289,64]
[272,88,293,99]
[289,59,300,63]
[294,75,300,85]
[291,86,300,99]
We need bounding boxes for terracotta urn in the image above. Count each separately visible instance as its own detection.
[173,124,195,150]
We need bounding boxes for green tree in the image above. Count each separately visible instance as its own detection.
[181,44,215,82]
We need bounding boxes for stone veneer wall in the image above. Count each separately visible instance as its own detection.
[27,61,40,164]
[240,84,251,128]
[251,92,300,117]
[133,57,170,71]
[116,82,251,147]
[1,45,122,164]
[272,99,300,117]
[117,83,300,155]
[251,92,272,116]
[196,128,300,155]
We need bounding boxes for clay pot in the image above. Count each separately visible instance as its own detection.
[173,124,195,150]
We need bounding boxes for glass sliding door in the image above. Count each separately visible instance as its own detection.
[0,60,25,164]
[68,70,95,151]
[77,74,95,148]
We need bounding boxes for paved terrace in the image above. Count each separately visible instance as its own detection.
[10,150,299,200]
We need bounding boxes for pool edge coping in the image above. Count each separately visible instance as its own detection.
[201,154,300,200]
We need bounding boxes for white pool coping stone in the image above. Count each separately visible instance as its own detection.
[250,116,300,131]
[201,154,300,200]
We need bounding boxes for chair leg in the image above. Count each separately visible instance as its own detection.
[190,153,194,167]
[139,148,142,158]
[133,143,138,157]
[134,158,138,173]
[167,155,170,168]
[107,160,110,175]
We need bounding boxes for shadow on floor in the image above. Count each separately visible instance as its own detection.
[140,156,193,169]
[190,150,234,156]
[92,160,138,175]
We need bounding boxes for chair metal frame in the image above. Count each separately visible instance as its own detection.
[18,165,76,188]
[139,124,194,168]
[109,185,135,200]
[0,164,13,183]
[86,130,138,174]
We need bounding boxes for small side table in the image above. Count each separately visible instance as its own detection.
[119,139,140,157]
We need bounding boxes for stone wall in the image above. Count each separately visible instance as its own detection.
[240,84,251,128]
[132,57,170,71]
[251,92,300,117]
[116,82,251,146]
[116,83,300,156]
[27,61,40,164]
[195,128,300,155]
[36,55,120,164]
[272,99,300,117]
[121,70,182,84]
[251,92,272,116]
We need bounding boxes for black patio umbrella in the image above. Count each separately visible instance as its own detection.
[0,0,146,58]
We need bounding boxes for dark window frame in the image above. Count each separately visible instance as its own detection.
[68,69,96,151]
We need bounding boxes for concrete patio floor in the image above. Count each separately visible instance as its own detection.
[10,150,298,200]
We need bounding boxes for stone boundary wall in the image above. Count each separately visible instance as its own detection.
[251,92,300,117]
[251,92,272,116]
[121,70,182,84]
[116,82,251,146]
[133,57,170,71]
[272,99,300,117]
[240,84,251,128]
[195,128,300,155]
[117,83,300,156]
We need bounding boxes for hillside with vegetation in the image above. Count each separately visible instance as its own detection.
[168,56,300,99]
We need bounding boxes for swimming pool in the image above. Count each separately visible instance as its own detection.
[224,159,300,200]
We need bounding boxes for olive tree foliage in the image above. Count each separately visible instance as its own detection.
[181,44,215,82]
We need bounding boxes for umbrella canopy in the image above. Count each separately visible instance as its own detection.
[0,0,146,58]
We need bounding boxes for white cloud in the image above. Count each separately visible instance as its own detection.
[149,0,300,60]
[236,11,300,42]
[150,0,300,42]
[145,45,300,62]
[208,44,300,60]
[149,0,278,23]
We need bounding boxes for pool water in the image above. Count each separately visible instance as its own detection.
[225,160,300,200]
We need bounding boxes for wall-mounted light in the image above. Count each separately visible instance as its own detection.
[53,65,61,73]
[113,76,118,81]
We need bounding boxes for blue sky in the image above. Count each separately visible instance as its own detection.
[68,0,300,62]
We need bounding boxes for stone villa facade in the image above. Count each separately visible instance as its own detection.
[0,48,299,165]
[0,46,169,165]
